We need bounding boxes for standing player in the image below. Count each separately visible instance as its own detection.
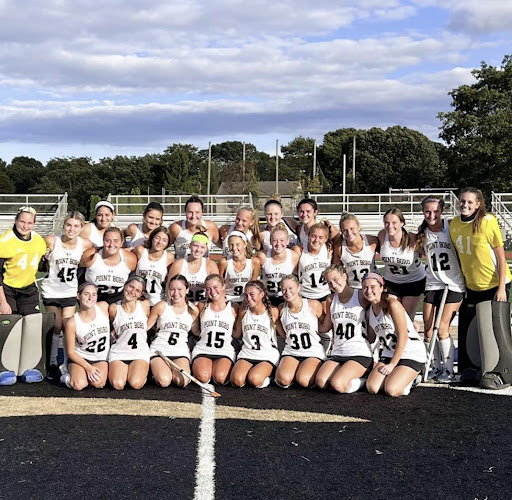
[259,199,300,251]
[169,196,219,258]
[275,275,325,388]
[295,198,339,249]
[333,213,379,289]
[191,274,237,385]
[218,231,260,304]
[81,227,137,304]
[108,275,150,390]
[258,224,300,306]
[364,272,426,397]
[147,275,199,387]
[219,206,261,256]
[61,282,110,391]
[315,263,373,394]
[231,281,280,388]
[133,227,175,306]
[80,200,116,248]
[0,206,47,384]
[416,196,465,382]
[450,187,512,383]
[167,232,219,304]
[378,208,426,320]
[42,212,93,378]
[125,202,164,248]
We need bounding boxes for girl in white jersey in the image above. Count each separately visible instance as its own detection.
[167,232,219,304]
[378,208,426,320]
[298,222,332,302]
[415,196,465,382]
[363,272,426,397]
[231,280,280,388]
[133,227,175,306]
[316,263,373,394]
[42,212,93,376]
[125,202,164,249]
[296,198,339,249]
[147,274,199,387]
[80,227,137,304]
[62,283,110,390]
[275,275,325,388]
[108,275,150,390]
[258,224,300,307]
[259,199,300,252]
[191,274,238,385]
[333,213,379,289]
[169,196,219,258]
[219,206,261,256]
[218,231,260,303]
[80,200,116,248]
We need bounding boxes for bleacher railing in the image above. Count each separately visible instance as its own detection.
[491,192,512,249]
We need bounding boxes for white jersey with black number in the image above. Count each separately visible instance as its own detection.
[150,301,195,359]
[261,249,296,298]
[298,245,331,299]
[369,306,427,362]
[89,224,104,249]
[424,220,465,293]
[109,301,150,362]
[341,235,378,289]
[261,221,299,252]
[73,305,110,362]
[41,237,84,299]
[380,235,426,284]
[85,250,131,301]
[136,249,169,306]
[192,302,236,362]
[281,299,325,359]
[179,257,208,304]
[223,224,254,257]
[330,290,372,358]
[238,308,280,365]
[224,257,253,303]
[174,220,211,259]
[129,223,146,248]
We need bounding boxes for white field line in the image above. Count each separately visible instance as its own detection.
[193,385,217,500]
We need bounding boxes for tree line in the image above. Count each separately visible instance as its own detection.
[1,55,511,216]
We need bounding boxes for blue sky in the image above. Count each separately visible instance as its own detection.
[0,0,511,163]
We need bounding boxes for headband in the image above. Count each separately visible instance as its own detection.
[191,233,209,245]
[228,230,247,242]
[95,200,115,213]
[17,206,36,216]
[361,272,385,286]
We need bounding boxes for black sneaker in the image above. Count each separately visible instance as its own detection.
[46,365,60,381]
[460,367,481,384]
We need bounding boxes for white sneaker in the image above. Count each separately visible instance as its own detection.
[256,376,271,389]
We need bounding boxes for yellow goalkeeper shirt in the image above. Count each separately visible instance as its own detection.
[449,214,512,292]
[0,228,46,288]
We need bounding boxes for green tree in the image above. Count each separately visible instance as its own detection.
[280,136,316,181]
[0,159,14,193]
[7,156,45,193]
[438,55,512,193]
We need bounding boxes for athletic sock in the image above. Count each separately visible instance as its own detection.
[50,334,60,366]
[439,337,455,373]
[275,379,291,389]
[346,377,366,394]
[255,376,271,389]
[60,373,72,389]
[401,379,414,396]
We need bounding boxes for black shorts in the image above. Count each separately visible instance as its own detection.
[236,358,277,368]
[109,359,148,365]
[150,355,189,362]
[379,356,424,373]
[42,297,78,308]
[192,354,233,362]
[98,291,124,305]
[424,289,464,305]
[68,359,107,366]
[3,283,40,315]
[385,277,426,298]
[302,294,330,303]
[280,354,324,363]
[269,296,285,307]
[327,355,373,369]
[465,284,511,305]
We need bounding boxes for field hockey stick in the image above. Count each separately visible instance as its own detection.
[156,351,221,398]
[423,286,449,382]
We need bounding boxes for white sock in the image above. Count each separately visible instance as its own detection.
[439,337,454,373]
[346,377,366,394]
[50,334,60,366]
[60,373,72,389]
[256,376,271,389]
[275,379,291,389]
[401,379,414,396]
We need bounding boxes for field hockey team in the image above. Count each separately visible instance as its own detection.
[1,188,508,395]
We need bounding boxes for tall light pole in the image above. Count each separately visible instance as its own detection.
[313,139,317,178]
[275,139,279,194]
[207,141,212,213]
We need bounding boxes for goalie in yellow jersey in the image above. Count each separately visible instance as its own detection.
[0,206,53,385]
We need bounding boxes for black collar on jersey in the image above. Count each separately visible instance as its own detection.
[460,212,478,223]
[12,224,32,241]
